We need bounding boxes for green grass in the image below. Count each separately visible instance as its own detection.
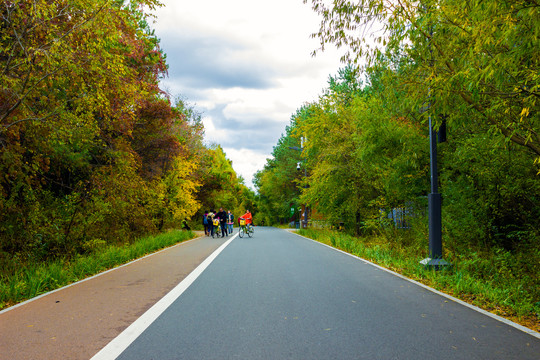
[0,230,196,310]
[298,228,540,332]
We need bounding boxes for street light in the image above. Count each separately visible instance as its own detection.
[419,10,450,270]
[420,115,450,269]
[289,145,308,229]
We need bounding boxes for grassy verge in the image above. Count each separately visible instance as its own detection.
[0,229,197,311]
[297,228,540,333]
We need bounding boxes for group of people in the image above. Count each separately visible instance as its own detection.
[203,208,252,237]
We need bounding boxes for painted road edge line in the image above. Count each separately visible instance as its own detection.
[289,229,540,340]
[90,234,237,360]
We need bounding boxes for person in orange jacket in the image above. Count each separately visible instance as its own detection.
[239,210,253,226]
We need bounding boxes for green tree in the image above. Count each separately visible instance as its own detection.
[290,66,427,234]
[254,114,306,225]
[305,0,540,160]
[195,145,251,219]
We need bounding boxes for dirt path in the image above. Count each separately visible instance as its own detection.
[0,233,224,360]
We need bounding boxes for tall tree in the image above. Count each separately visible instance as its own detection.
[0,0,174,255]
[254,112,307,225]
[305,0,540,159]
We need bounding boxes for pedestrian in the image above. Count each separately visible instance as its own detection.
[216,207,228,236]
[208,210,215,236]
[203,211,209,235]
[227,210,234,235]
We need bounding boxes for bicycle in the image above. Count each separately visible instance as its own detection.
[238,219,254,238]
[212,219,221,238]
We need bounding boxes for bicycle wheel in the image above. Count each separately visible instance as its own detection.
[247,225,253,238]
[238,226,244,238]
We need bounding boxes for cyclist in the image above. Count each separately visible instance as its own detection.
[239,210,253,227]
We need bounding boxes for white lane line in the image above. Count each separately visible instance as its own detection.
[289,230,540,340]
[90,234,237,360]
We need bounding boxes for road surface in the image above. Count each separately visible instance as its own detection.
[95,227,540,360]
[0,233,224,360]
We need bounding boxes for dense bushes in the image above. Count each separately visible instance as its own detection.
[0,2,251,271]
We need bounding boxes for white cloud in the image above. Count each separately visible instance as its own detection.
[223,147,270,186]
[152,0,344,190]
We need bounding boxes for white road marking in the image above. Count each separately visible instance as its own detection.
[90,234,237,360]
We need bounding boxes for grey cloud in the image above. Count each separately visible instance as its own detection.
[206,104,283,153]
[159,32,278,90]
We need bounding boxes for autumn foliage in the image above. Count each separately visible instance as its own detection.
[0,1,249,267]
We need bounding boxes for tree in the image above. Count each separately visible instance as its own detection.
[254,113,306,225]
[0,0,173,256]
[195,145,247,216]
[305,0,540,160]
[131,98,176,179]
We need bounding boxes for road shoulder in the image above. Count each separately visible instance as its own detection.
[0,234,223,360]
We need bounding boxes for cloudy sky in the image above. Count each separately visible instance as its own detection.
[151,0,344,189]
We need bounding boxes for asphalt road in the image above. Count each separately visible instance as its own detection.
[0,233,224,360]
[98,227,539,360]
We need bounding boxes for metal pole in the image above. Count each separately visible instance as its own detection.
[420,3,449,269]
[289,145,308,229]
[428,115,442,259]
[303,166,308,229]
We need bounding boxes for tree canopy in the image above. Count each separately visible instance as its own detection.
[257,0,540,250]
[0,1,252,262]
[305,0,539,157]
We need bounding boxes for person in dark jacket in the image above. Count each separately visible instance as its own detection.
[208,210,216,236]
[181,219,191,231]
[203,211,209,235]
[216,207,228,237]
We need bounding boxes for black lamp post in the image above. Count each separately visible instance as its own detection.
[420,117,450,269]
[289,145,308,229]
[420,12,450,269]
